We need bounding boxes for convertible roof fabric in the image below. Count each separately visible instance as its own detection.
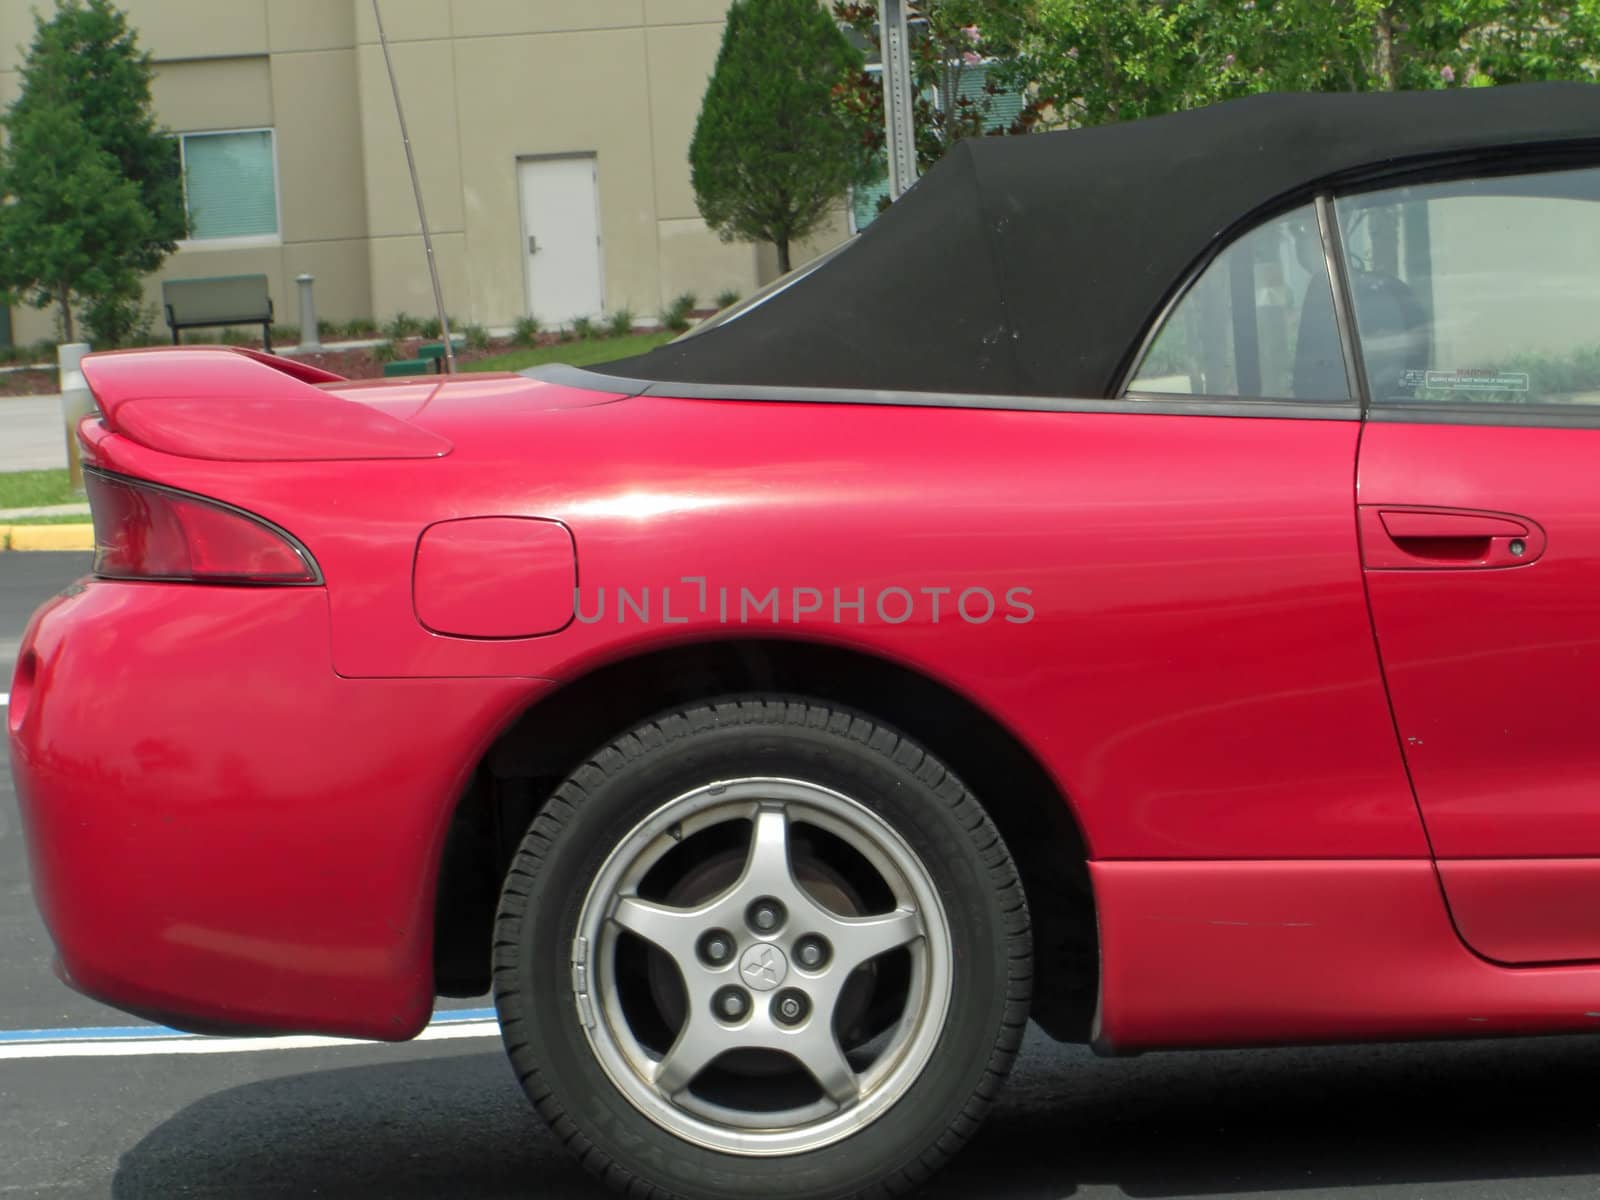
[596,83,1600,399]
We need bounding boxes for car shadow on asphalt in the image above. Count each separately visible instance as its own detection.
[110,1030,1600,1199]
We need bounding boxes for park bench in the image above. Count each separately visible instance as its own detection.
[382,338,464,377]
[163,274,274,349]
[381,358,430,376]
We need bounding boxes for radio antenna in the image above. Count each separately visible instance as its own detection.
[372,0,455,374]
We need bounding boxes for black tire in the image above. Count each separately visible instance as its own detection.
[492,697,1031,1200]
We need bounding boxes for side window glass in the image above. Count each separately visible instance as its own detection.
[1336,166,1600,408]
[1127,204,1349,403]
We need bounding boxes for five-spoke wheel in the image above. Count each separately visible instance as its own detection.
[494,699,1030,1200]
[576,780,950,1153]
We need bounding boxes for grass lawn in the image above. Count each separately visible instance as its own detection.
[3,512,90,525]
[467,330,673,374]
[0,468,78,510]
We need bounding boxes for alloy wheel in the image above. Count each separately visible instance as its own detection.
[571,777,953,1156]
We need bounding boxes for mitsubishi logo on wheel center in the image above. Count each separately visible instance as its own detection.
[739,943,788,991]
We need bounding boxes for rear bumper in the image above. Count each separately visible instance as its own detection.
[8,579,538,1039]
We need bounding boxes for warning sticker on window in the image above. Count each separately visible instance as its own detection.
[1400,368,1531,392]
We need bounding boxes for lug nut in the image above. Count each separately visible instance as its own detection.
[794,935,830,970]
[713,986,751,1023]
[747,897,786,934]
[772,988,810,1027]
[698,929,735,967]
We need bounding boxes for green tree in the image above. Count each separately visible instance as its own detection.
[1356,1,1600,90]
[834,1,1048,176]
[1022,0,1198,125]
[0,0,181,343]
[691,0,872,273]
[1017,0,1600,131]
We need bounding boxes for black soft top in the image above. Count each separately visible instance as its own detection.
[594,83,1600,400]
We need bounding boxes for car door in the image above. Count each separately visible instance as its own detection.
[1344,161,1600,964]
[1110,200,1429,861]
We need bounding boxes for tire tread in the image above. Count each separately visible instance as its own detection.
[492,696,1032,1200]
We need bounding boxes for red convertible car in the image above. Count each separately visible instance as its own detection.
[13,83,1600,1198]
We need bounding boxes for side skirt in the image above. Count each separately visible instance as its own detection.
[1092,859,1600,1052]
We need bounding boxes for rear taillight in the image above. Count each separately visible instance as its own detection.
[85,470,319,584]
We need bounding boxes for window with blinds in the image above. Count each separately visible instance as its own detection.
[179,130,279,242]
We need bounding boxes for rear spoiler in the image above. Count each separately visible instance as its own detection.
[80,346,452,462]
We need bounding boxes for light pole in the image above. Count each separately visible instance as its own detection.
[879,0,918,200]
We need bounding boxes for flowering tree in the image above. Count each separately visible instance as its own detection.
[1019,0,1600,130]
[1358,1,1600,90]
[832,1,1049,176]
[832,0,1600,231]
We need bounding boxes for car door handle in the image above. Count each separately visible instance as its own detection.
[1358,505,1546,569]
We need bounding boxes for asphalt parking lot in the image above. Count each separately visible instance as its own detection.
[8,553,1600,1199]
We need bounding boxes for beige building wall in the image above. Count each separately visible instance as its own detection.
[1,0,850,345]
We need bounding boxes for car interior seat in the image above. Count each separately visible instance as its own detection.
[1291,274,1348,401]
[1346,269,1431,401]
[1292,268,1431,402]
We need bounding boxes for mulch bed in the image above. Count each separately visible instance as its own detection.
[0,318,700,396]
[0,369,60,397]
[292,336,529,380]
[0,335,533,396]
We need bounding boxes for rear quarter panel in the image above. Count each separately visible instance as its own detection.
[83,383,1421,861]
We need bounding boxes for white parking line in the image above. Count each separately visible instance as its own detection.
[0,693,9,707]
[0,1012,500,1060]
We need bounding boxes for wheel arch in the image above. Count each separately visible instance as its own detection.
[433,637,1099,1041]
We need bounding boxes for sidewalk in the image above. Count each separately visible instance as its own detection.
[0,503,88,519]
[0,395,66,471]
[0,403,89,548]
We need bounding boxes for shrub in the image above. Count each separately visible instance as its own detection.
[269,324,300,344]
[85,296,161,349]
[219,327,255,346]
[572,315,599,340]
[512,314,541,346]
[28,338,56,362]
[607,309,634,338]
[419,316,443,340]
[464,323,490,351]
[664,292,697,333]
[84,290,161,349]
[372,340,403,364]
[383,311,422,340]
[715,288,741,309]
[343,317,379,338]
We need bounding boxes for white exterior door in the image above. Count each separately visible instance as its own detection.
[519,155,604,326]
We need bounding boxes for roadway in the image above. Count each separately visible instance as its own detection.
[4,553,1600,1199]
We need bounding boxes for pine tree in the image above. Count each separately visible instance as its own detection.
[691,0,871,274]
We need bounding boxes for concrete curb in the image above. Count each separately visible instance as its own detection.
[0,523,94,551]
